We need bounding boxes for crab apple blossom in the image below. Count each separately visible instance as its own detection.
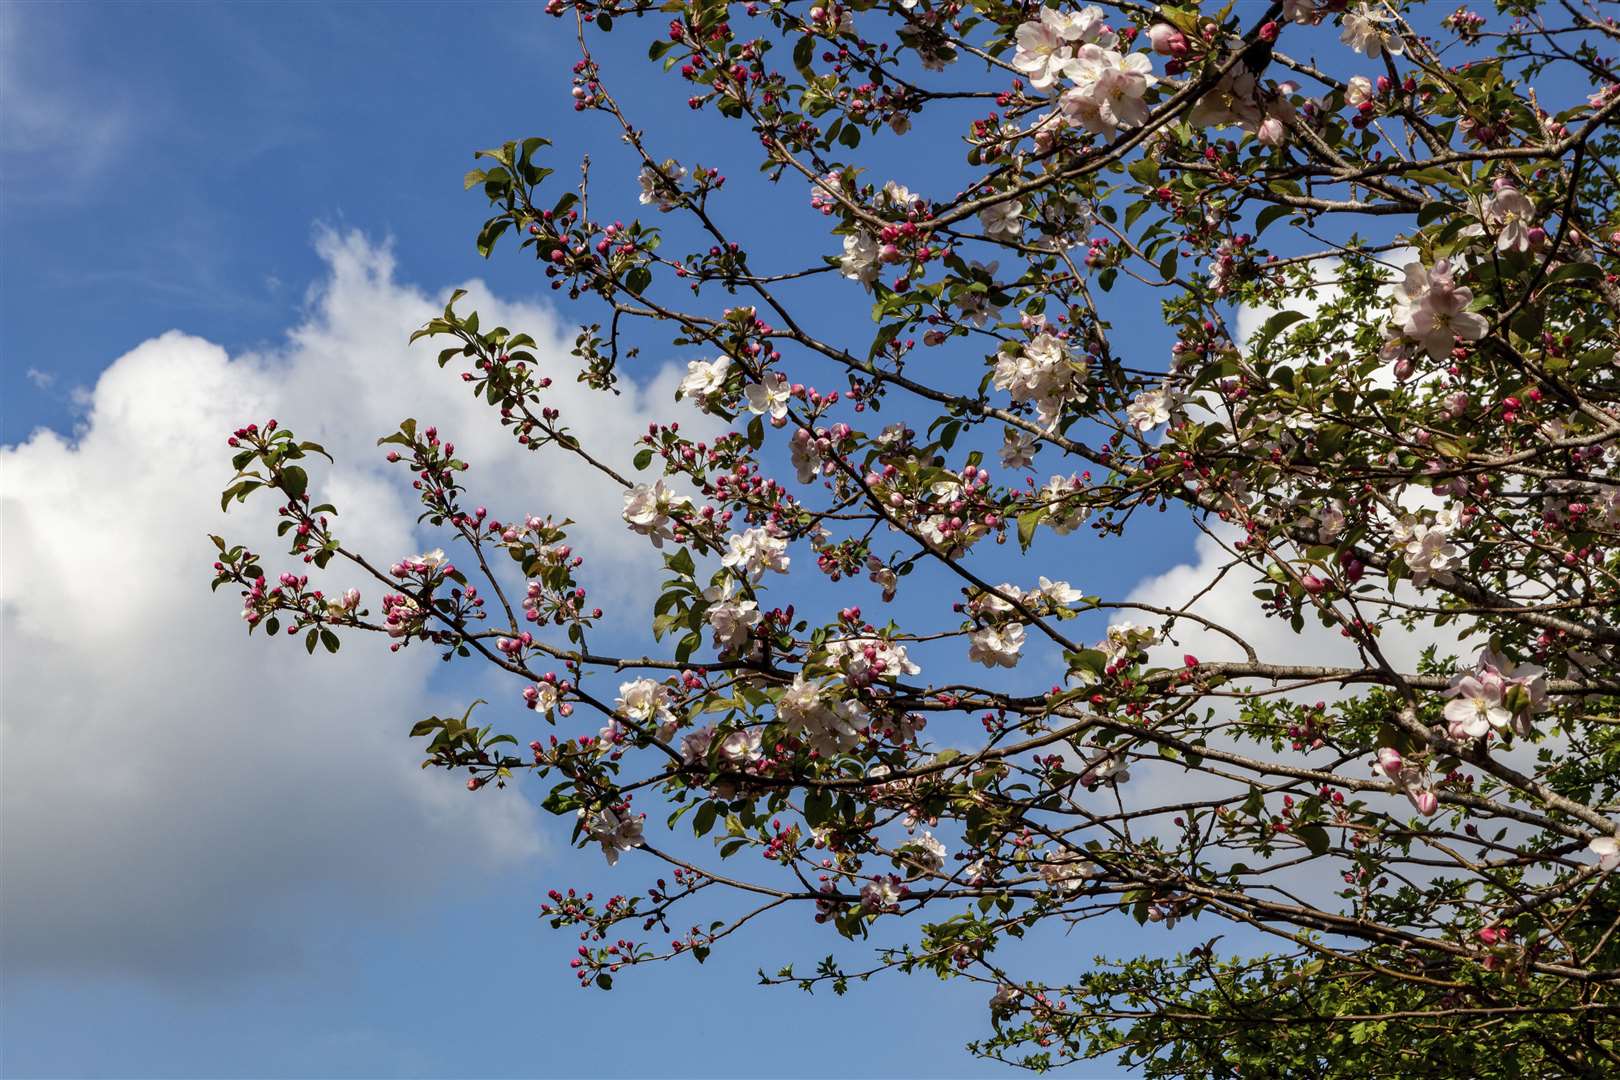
[967,623,1027,669]
[743,370,792,422]
[210,4,1620,1076]
[719,526,790,582]
[676,355,730,406]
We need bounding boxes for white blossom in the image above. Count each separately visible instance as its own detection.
[529,680,560,717]
[1063,46,1154,132]
[680,725,716,765]
[968,623,1026,668]
[1100,621,1157,664]
[1483,183,1538,253]
[578,806,644,865]
[1393,511,1462,586]
[717,727,763,767]
[1126,386,1175,431]
[993,332,1079,424]
[903,832,948,874]
[1079,746,1131,787]
[677,356,731,406]
[744,370,793,421]
[840,230,881,286]
[861,876,903,912]
[1040,474,1090,534]
[703,580,762,651]
[1037,577,1083,605]
[978,198,1024,239]
[1040,853,1102,893]
[637,159,686,211]
[616,677,677,731]
[721,527,791,582]
[1341,5,1403,59]
[1000,427,1039,470]
[790,428,825,483]
[1390,260,1488,360]
[622,479,692,548]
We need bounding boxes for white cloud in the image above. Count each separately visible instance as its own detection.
[0,230,692,981]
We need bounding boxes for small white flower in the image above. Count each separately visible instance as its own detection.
[616,677,677,730]
[637,159,686,212]
[839,231,881,286]
[824,636,921,682]
[1484,184,1538,253]
[622,479,693,548]
[1079,746,1131,787]
[993,332,1076,418]
[968,623,1026,668]
[1037,577,1083,605]
[1040,853,1102,893]
[1126,386,1174,431]
[703,580,762,651]
[979,198,1024,239]
[1063,46,1155,132]
[680,726,715,765]
[721,527,791,582]
[1393,512,1462,586]
[717,727,763,769]
[860,877,903,912]
[1590,836,1620,871]
[1391,260,1488,361]
[903,832,948,874]
[578,807,644,865]
[744,371,793,421]
[1000,427,1039,470]
[1099,622,1157,664]
[677,356,731,406]
[789,428,824,484]
[1317,501,1347,543]
[1341,5,1403,59]
[529,681,560,717]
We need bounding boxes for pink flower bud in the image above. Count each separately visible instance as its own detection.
[1147,24,1185,55]
[1376,747,1403,779]
[1411,789,1439,817]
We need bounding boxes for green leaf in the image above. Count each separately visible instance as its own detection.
[280,465,309,500]
[1542,261,1603,286]
[1297,824,1330,857]
[1253,309,1308,349]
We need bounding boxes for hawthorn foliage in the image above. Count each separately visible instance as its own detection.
[213,1,1620,1075]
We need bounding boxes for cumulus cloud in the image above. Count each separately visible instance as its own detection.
[0,230,690,981]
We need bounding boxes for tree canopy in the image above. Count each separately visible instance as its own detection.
[213,2,1620,1075]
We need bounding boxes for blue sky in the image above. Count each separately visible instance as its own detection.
[0,4,1242,1077]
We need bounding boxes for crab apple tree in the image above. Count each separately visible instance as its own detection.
[213,2,1620,1075]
